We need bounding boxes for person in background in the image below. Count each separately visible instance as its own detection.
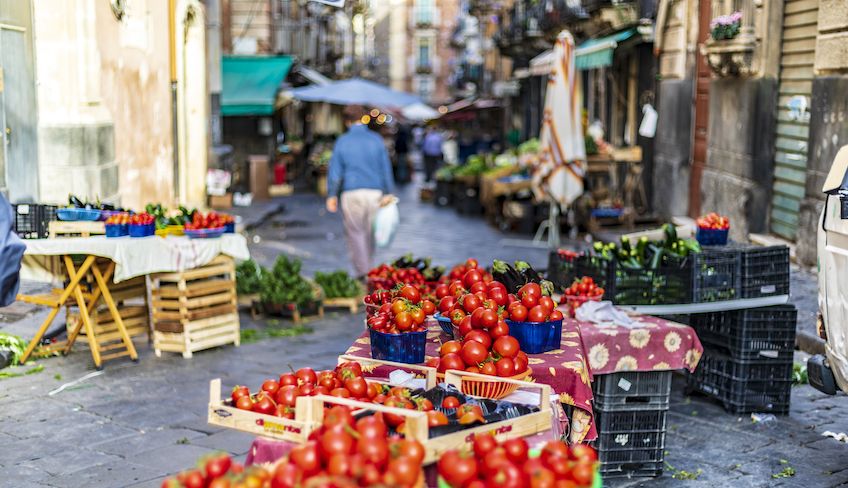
[326,105,396,278]
[394,125,411,184]
[421,125,444,182]
[442,130,459,166]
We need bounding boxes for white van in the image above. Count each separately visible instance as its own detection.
[809,145,848,395]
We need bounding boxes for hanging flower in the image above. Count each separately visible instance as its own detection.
[629,329,651,349]
[664,331,682,352]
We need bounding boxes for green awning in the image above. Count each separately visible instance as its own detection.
[575,28,636,71]
[221,55,294,116]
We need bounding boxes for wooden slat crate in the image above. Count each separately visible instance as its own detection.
[207,359,551,464]
[321,296,363,314]
[48,220,106,238]
[151,255,240,358]
[66,305,150,361]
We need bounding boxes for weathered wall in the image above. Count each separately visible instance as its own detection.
[652,78,693,217]
[702,78,778,240]
[797,0,848,265]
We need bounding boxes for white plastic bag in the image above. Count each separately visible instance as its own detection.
[373,200,399,248]
[575,300,634,327]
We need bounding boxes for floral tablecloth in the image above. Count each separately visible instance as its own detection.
[345,321,597,443]
[571,316,703,376]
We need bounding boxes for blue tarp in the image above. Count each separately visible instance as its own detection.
[290,77,420,108]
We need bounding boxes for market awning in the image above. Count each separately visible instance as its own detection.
[574,28,636,70]
[528,28,638,75]
[221,55,294,116]
[290,77,419,108]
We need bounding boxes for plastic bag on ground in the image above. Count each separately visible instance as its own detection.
[373,199,399,248]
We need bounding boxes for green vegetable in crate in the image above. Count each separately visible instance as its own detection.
[259,255,316,306]
[314,270,362,299]
[235,259,262,295]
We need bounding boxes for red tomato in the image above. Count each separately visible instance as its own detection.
[290,441,321,476]
[439,353,465,373]
[487,287,508,306]
[409,307,426,325]
[470,281,488,295]
[441,396,461,409]
[571,462,594,486]
[463,269,484,288]
[438,296,456,313]
[528,305,548,323]
[274,385,299,407]
[480,309,498,329]
[461,340,489,366]
[508,303,528,322]
[493,336,520,359]
[519,282,542,298]
[437,450,479,488]
[458,317,474,337]
[440,340,462,356]
[399,284,421,304]
[514,351,529,373]
[462,294,482,313]
[435,284,450,299]
[421,299,436,315]
[571,444,598,463]
[496,357,516,377]
[489,320,510,339]
[464,329,493,349]
[502,438,529,465]
[538,296,555,314]
[486,461,524,488]
[427,410,449,426]
[473,433,498,459]
[549,309,564,321]
[480,361,497,376]
[521,293,539,308]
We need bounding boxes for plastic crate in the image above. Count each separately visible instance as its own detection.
[593,409,667,478]
[686,348,792,414]
[454,183,483,215]
[547,251,613,292]
[12,204,58,239]
[434,179,453,206]
[739,245,790,298]
[369,328,427,364]
[696,227,729,245]
[592,371,672,412]
[689,305,797,360]
[505,319,563,354]
[434,312,453,338]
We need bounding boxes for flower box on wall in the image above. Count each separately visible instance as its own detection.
[703,36,758,77]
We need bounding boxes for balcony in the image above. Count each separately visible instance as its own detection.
[415,63,433,74]
[701,0,760,77]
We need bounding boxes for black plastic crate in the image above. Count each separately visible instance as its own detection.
[656,314,691,325]
[593,409,667,478]
[739,245,790,298]
[434,180,453,206]
[12,204,58,239]
[686,348,792,414]
[455,184,483,215]
[547,251,613,292]
[593,371,672,411]
[689,305,797,360]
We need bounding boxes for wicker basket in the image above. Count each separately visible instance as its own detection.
[437,368,532,400]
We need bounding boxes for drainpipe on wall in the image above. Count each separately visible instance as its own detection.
[169,0,180,202]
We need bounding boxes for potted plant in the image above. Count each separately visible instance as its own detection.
[235,259,262,307]
[259,255,323,319]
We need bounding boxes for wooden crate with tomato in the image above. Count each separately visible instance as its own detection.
[150,255,240,358]
[306,370,553,464]
[206,356,438,442]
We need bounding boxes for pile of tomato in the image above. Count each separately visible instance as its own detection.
[161,452,250,488]
[445,258,491,283]
[129,212,155,226]
[185,211,232,231]
[366,264,427,292]
[696,212,729,230]
[366,284,436,334]
[105,213,131,225]
[437,434,597,488]
[562,277,604,299]
[230,362,388,418]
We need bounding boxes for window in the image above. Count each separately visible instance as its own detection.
[417,37,432,70]
[415,0,434,25]
[415,76,433,100]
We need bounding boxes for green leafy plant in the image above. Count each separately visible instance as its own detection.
[0,332,27,366]
[259,255,316,307]
[314,270,362,299]
[792,363,808,385]
[236,259,263,295]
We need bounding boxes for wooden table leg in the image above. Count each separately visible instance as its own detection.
[92,262,138,361]
[63,256,98,355]
[19,307,61,364]
[72,281,101,368]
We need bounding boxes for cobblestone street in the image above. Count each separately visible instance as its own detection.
[1,181,846,487]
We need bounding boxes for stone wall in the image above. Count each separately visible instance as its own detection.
[652,78,693,217]
[702,77,778,240]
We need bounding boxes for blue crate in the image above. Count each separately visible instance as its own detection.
[128,223,155,237]
[56,208,102,221]
[506,319,563,354]
[185,227,226,239]
[225,222,235,233]
[105,224,128,238]
[369,328,427,364]
[434,312,454,338]
[696,227,729,246]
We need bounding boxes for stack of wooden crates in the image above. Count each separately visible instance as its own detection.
[151,255,240,358]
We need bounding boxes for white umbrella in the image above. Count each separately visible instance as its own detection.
[533,30,586,208]
[401,102,440,121]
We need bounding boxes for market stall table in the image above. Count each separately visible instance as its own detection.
[17,234,250,368]
[570,316,704,376]
[345,320,598,443]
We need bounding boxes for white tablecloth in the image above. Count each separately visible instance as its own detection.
[22,234,251,283]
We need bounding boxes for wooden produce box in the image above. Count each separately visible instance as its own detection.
[207,357,437,442]
[48,220,106,238]
[322,296,364,314]
[151,255,240,358]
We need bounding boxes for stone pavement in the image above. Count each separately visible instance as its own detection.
[1,178,846,487]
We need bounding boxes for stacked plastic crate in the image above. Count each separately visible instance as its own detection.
[591,370,673,478]
[688,245,795,414]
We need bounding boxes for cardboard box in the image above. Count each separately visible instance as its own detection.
[208,193,233,209]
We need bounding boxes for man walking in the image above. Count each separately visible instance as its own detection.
[421,125,444,182]
[326,105,396,278]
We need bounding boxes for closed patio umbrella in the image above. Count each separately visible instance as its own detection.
[290,77,420,108]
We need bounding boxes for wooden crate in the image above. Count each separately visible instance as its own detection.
[207,357,437,442]
[151,255,240,358]
[67,305,149,340]
[48,221,106,238]
[322,296,363,314]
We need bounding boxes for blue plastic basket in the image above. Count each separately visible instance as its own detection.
[185,227,226,239]
[506,319,563,354]
[225,222,235,233]
[369,328,427,364]
[128,223,155,237]
[105,224,128,238]
[434,312,454,338]
[56,208,102,221]
[697,227,729,245]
